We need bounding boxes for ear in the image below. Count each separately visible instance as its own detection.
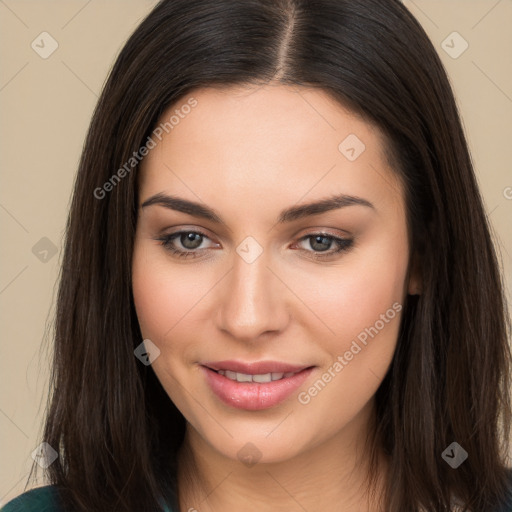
[407,250,422,295]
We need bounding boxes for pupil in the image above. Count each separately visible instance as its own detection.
[182,233,202,249]
[311,235,331,252]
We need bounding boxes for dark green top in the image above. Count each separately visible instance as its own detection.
[0,486,178,512]
[3,479,512,511]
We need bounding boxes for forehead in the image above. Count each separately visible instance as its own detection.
[138,84,403,217]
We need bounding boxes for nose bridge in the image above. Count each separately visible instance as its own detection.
[216,241,287,341]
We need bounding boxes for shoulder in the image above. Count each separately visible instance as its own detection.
[0,486,62,512]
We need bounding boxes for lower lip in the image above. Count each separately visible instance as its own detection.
[201,366,314,410]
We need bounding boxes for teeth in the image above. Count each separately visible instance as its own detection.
[235,371,252,382]
[217,370,295,382]
[253,373,272,383]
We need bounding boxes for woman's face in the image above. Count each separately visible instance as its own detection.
[132,84,419,464]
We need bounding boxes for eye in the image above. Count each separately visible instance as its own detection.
[155,230,354,260]
[293,233,354,259]
[155,230,217,259]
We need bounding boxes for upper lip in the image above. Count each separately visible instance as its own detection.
[203,360,312,374]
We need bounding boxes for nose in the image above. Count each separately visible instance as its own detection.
[215,247,289,343]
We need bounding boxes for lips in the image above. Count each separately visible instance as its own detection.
[201,360,315,410]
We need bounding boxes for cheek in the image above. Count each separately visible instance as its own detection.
[132,243,219,423]
[131,244,197,352]
[293,241,407,422]
[132,254,171,343]
[132,242,224,383]
[290,232,409,348]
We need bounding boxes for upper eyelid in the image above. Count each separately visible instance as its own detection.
[162,223,352,237]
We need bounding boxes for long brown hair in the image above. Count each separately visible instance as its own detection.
[27,0,511,510]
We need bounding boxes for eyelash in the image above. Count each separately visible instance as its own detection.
[154,230,354,260]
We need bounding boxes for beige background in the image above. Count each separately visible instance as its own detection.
[0,0,511,505]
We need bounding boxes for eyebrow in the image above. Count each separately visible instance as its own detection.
[140,192,375,225]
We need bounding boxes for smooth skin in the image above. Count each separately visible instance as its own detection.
[132,84,421,512]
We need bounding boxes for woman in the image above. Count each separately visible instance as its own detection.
[3,0,511,510]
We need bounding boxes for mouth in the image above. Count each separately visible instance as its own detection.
[201,360,315,410]
[212,369,300,383]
